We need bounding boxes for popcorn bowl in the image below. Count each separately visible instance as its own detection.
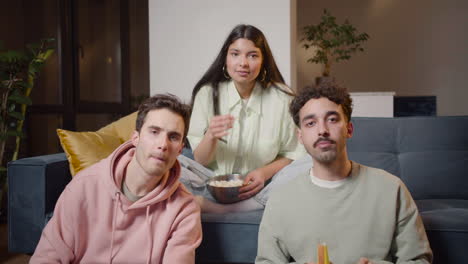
[206,173,246,204]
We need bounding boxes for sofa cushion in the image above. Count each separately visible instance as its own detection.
[349,117,468,200]
[397,116,468,200]
[416,199,468,264]
[399,152,468,200]
[57,129,122,176]
[416,199,468,231]
[197,210,263,263]
[56,112,137,176]
[348,118,400,176]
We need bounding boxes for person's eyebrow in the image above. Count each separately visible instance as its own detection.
[228,48,260,54]
[301,114,316,123]
[325,110,340,117]
[148,125,182,138]
[301,111,341,123]
[168,130,182,139]
[147,125,160,130]
[247,51,260,56]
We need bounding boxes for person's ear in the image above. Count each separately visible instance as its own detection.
[346,122,354,138]
[297,127,304,144]
[131,130,140,146]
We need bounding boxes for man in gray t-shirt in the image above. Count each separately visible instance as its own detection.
[256,82,432,264]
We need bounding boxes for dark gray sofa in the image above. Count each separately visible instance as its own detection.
[8,116,468,263]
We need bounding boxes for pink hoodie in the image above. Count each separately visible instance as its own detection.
[31,141,202,264]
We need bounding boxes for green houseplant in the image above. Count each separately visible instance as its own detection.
[0,38,55,209]
[301,9,369,81]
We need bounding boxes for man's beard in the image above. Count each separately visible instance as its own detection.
[310,137,338,163]
[310,148,337,163]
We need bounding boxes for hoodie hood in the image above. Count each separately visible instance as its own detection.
[104,140,182,208]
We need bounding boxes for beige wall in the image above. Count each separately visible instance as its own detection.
[149,0,293,102]
[296,0,468,116]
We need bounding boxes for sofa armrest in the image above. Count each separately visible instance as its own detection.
[7,153,72,254]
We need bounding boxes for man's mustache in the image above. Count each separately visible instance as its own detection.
[313,138,336,148]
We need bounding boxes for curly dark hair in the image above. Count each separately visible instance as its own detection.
[136,94,191,139]
[289,81,353,127]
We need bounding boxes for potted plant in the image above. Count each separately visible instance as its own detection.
[301,9,369,83]
[0,38,55,213]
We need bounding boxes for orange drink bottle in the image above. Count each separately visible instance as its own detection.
[317,243,330,264]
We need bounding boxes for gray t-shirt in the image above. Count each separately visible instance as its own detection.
[256,162,432,264]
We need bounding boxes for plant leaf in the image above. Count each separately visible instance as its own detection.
[300,8,369,68]
[6,130,24,138]
[8,111,24,120]
[8,94,32,105]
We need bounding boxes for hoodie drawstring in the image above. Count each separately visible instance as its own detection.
[110,192,120,264]
[146,205,154,264]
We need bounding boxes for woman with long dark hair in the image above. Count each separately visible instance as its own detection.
[183,24,305,212]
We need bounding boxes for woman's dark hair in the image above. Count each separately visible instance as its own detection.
[191,24,289,114]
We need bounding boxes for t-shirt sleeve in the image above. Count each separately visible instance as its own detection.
[256,194,292,263]
[390,181,433,263]
[187,85,213,151]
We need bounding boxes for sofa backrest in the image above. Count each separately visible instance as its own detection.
[348,116,468,200]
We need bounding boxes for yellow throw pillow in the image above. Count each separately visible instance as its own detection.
[57,129,122,176]
[97,111,137,143]
[57,112,138,176]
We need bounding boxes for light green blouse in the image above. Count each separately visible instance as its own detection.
[187,81,305,176]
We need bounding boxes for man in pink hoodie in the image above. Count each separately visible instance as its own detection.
[31,94,202,264]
